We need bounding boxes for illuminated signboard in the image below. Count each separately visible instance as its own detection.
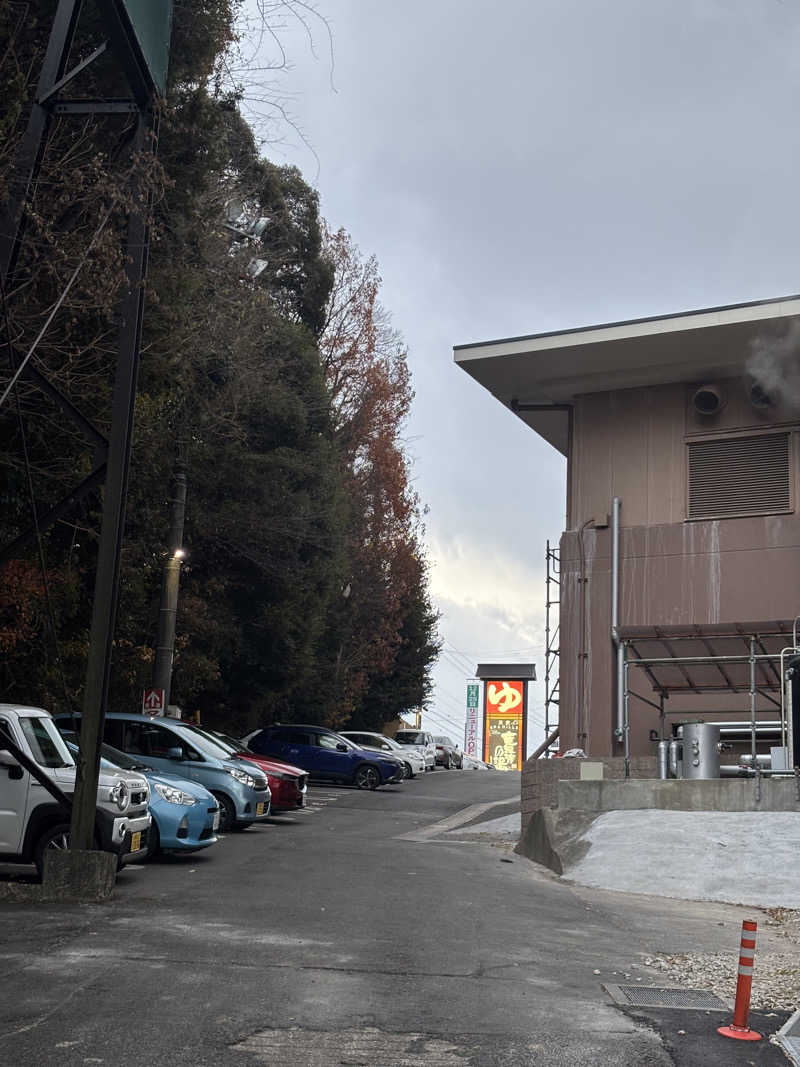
[483,679,525,771]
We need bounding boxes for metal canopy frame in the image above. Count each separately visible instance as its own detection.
[616,621,798,775]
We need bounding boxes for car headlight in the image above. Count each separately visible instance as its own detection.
[109,780,129,812]
[154,782,200,806]
[227,766,256,789]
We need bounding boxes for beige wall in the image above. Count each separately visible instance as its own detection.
[558,379,800,758]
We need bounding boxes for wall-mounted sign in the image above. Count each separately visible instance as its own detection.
[483,679,526,771]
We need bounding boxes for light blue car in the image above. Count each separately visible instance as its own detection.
[55,713,272,832]
[64,737,219,856]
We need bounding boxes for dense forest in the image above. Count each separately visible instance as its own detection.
[0,0,440,734]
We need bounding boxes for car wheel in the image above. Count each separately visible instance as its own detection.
[404,763,414,779]
[33,822,71,877]
[145,820,161,859]
[353,764,380,790]
[212,792,237,832]
[444,755,452,769]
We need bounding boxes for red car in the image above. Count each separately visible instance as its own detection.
[195,728,309,813]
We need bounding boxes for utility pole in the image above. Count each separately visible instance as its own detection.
[71,112,154,852]
[152,465,187,712]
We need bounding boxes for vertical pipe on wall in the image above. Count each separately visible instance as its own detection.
[623,659,631,777]
[749,637,757,768]
[611,497,624,744]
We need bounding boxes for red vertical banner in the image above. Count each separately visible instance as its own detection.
[483,679,526,770]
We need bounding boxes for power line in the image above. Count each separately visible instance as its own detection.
[439,691,469,717]
[438,650,474,675]
[423,705,464,733]
[442,641,475,671]
[436,690,470,716]
[426,703,463,729]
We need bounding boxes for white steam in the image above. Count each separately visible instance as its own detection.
[747,321,800,413]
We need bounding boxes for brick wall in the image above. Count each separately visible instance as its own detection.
[521,755,657,834]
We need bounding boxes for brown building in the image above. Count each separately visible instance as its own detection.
[455,295,800,760]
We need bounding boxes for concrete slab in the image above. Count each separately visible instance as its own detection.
[566,810,800,907]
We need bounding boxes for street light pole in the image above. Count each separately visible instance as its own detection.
[152,466,187,711]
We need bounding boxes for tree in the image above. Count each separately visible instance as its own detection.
[0,3,438,737]
[309,226,440,728]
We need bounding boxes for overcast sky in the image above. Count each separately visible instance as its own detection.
[239,0,800,750]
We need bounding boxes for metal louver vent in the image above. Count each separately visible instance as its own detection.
[688,433,791,520]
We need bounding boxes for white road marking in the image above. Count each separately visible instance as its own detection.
[394,796,519,842]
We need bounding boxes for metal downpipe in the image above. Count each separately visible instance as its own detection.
[611,498,626,768]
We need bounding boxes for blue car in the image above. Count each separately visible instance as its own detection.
[55,713,271,832]
[248,723,405,789]
[62,734,219,857]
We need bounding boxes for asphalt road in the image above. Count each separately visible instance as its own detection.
[0,769,790,1066]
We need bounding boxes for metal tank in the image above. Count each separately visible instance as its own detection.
[681,722,721,779]
[656,739,670,779]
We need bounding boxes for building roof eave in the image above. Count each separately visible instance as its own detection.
[454,293,800,456]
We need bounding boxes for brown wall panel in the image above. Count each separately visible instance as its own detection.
[558,516,800,757]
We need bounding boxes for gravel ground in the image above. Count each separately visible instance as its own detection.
[643,907,800,1011]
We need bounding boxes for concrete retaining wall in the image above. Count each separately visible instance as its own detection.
[521,755,657,834]
[559,777,800,812]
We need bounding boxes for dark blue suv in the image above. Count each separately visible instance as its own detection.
[248,724,404,790]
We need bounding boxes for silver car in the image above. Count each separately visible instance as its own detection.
[340,732,426,778]
[393,729,437,772]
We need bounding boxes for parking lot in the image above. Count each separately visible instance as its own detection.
[0,768,791,1067]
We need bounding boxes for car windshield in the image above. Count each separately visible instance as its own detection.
[359,734,402,751]
[58,728,148,772]
[395,732,424,745]
[210,730,249,754]
[171,723,235,761]
[101,742,147,771]
[19,716,73,769]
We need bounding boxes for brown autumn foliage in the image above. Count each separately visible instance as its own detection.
[318,225,434,723]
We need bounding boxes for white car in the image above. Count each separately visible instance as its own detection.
[340,731,426,778]
[0,704,152,874]
[393,729,437,772]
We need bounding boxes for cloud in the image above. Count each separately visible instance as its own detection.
[428,535,545,647]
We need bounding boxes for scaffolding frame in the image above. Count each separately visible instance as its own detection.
[543,540,560,756]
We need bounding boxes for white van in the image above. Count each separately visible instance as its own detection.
[0,704,151,875]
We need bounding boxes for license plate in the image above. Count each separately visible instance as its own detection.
[256,802,266,816]
[213,811,220,831]
[130,831,141,853]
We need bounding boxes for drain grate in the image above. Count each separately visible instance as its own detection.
[605,984,728,1010]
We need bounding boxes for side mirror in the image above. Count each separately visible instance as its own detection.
[166,747,184,760]
[0,750,23,780]
[336,742,348,752]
